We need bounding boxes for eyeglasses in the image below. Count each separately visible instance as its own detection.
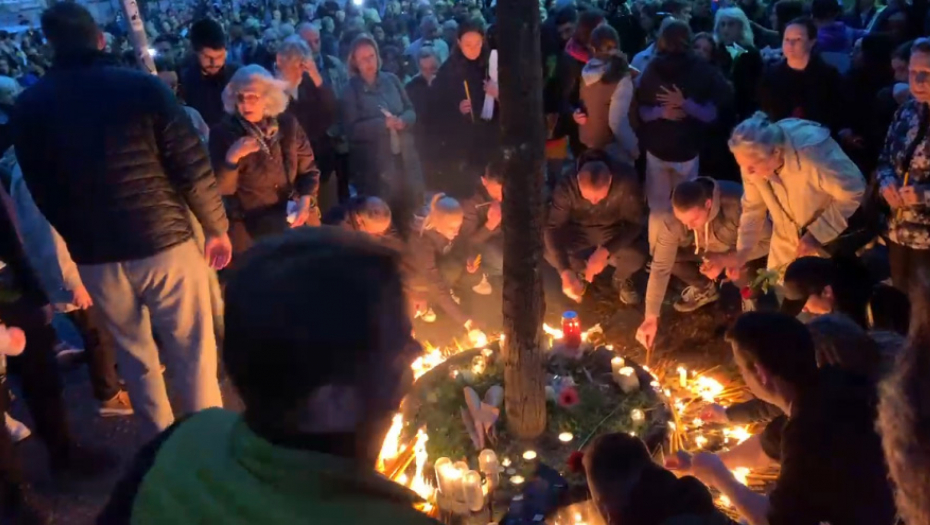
[236,92,261,103]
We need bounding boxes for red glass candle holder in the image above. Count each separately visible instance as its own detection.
[562,311,582,350]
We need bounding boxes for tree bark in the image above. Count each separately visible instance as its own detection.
[498,0,547,440]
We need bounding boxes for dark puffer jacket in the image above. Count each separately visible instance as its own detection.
[12,51,228,265]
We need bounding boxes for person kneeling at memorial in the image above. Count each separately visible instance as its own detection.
[668,312,896,525]
[636,178,771,349]
[545,150,647,305]
[98,229,435,525]
[458,159,505,282]
[584,432,737,525]
[408,194,484,332]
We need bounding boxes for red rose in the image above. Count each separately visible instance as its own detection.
[740,286,753,300]
[567,450,585,474]
[558,386,580,408]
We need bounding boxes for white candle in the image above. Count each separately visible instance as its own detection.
[434,457,453,494]
[677,366,688,388]
[558,432,574,443]
[631,409,645,423]
[463,470,485,512]
[611,356,625,375]
[615,367,640,393]
[522,450,537,460]
[450,461,469,502]
[501,457,512,467]
[510,475,525,485]
[478,449,499,473]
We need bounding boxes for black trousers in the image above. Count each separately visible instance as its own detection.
[889,241,930,293]
[0,301,71,508]
[67,308,121,402]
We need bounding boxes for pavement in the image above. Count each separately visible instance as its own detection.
[11,266,740,523]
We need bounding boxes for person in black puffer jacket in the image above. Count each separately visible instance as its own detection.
[12,2,231,441]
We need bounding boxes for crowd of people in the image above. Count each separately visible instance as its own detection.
[0,0,927,522]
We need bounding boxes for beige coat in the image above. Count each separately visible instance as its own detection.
[737,119,865,272]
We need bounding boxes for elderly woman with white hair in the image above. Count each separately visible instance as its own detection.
[209,65,320,255]
[342,35,423,205]
[713,7,763,119]
[726,112,866,292]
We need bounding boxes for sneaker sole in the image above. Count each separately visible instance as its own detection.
[673,295,720,313]
[98,408,134,417]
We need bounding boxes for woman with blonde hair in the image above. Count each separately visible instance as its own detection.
[408,194,482,332]
[342,34,423,206]
[727,112,866,294]
[713,7,763,119]
[209,64,320,255]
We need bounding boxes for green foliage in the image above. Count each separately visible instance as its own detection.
[408,353,664,479]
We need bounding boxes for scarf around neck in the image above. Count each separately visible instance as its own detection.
[236,115,280,156]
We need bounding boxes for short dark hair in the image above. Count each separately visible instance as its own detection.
[578,160,612,190]
[223,229,410,425]
[786,17,817,41]
[190,18,227,51]
[656,19,693,54]
[583,432,653,510]
[457,17,486,39]
[41,2,99,54]
[726,312,819,387]
[672,178,714,211]
[784,256,873,328]
[484,157,505,182]
[590,25,620,56]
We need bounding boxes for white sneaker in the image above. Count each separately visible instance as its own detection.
[5,413,31,443]
[673,283,720,312]
[472,274,493,295]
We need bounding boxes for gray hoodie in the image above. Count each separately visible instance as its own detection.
[644,178,771,318]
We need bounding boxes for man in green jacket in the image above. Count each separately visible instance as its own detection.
[98,228,435,525]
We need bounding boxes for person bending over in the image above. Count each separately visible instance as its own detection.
[584,432,737,525]
[545,150,647,305]
[636,177,771,349]
[669,312,895,525]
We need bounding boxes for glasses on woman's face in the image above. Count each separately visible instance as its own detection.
[236,92,262,104]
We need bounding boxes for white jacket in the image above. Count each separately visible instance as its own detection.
[737,119,865,272]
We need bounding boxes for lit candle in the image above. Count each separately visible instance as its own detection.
[522,450,537,460]
[611,356,625,375]
[450,461,469,502]
[434,457,453,495]
[462,470,485,512]
[561,311,582,350]
[501,457,512,467]
[478,449,499,473]
[631,408,644,423]
[510,475,525,485]
[558,432,574,443]
[615,366,640,393]
[677,366,688,388]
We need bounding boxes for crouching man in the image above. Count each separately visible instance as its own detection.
[545,150,647,305]
[636,178,771,349]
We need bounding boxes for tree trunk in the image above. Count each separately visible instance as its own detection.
[498,0,547,440]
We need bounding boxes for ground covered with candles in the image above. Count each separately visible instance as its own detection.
[379,275,777,524]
